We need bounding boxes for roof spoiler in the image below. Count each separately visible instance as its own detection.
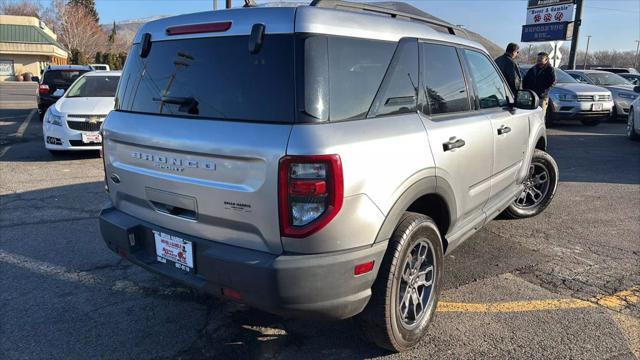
[309,0,461,36]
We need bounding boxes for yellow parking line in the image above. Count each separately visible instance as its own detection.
[437,298,595,313]
[437,286,640,313]
[593,286,640,311]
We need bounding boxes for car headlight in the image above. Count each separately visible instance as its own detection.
[618,92,638,100]
[558,93,578,101]
[45,111,63,126]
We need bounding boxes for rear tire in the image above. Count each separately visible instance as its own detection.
[357,212,443,352]
[580,118,600,126]
[503,149,558,219]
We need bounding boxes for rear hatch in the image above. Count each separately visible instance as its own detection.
[103,9,297,254]
[42,70,89,96]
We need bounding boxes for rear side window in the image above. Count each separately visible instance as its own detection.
[116,35,295,123]
[464,49,508,109]
[421,43,470,115]
[368,38,419,118]
[302,36,396,121]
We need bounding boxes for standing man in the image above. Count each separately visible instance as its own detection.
[523,52,556,116]
[495,43,522,95]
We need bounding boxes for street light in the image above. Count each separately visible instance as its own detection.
[583,35,591,70]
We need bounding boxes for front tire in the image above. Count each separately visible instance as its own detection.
[357,212,443,352]
[503,149,558,219]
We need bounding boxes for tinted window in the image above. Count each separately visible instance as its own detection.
[302,36,395,121]
[464,50,508,109]
[421,43,470,115]
[66,75,120,98]
[43,70,90,89]
[116,35,295,123]
[368,39,419,118]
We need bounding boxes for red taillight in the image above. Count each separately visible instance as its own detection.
[38,84,49,94]
[166,21,232,36]
[354,261,375,276]
[278,155,343,238]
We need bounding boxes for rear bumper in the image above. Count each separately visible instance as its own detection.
[99,206,387,320]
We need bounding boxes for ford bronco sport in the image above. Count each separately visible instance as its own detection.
[100,0,558,351]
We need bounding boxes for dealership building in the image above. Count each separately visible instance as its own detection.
[0,15,68,81]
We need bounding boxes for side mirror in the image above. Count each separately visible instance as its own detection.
[31,76,40,83]
[52,88,65,97]
[634,85,640,93]
[514,89,539,110]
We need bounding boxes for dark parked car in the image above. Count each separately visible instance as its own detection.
[37,65,93,120]
[595,67,639,74]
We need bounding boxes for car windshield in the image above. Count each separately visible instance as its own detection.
[587,72,631,86]
[66,75,120,98]
[555,69,577,83]
[42,70,90,88]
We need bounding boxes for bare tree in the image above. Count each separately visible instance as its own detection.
[0,0,43,17]
[53,1,107,63]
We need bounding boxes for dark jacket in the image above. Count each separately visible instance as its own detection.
[523,64,556,98]
[494,53,522,94]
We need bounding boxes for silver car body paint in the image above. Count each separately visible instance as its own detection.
[103,5,547,259]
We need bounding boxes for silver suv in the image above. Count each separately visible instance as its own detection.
[100,1,558,351]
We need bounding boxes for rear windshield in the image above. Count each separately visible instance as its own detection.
[66,75,120,98]
[43,70,91,88]
[116,35,295,123]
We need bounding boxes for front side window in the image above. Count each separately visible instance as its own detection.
[66,76,120,98]
[464,49,508,109]
[421,43,470,115]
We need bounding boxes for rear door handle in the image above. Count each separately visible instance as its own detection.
[443,138,466,152]
[497,125,511,135]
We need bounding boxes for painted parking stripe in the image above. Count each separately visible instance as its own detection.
[437,298,595,313]
[0,108,36,159]
[0,248,637,314]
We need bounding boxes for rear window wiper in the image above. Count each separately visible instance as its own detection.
[153,96,199,115]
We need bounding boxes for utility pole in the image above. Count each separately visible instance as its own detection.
[583,35,591,70]
[635,40,640,70]
[226,0,232,9]
[568,0,584,70]
[213,0,217,10]
[528,44,532,63]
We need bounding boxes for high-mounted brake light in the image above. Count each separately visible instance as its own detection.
[38,84,49,94]
[278,155,343,238]
[166,21,232,36]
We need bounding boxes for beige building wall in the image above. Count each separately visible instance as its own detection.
[0,54,54,81]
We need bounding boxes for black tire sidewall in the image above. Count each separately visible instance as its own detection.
[507,150,558,218]
[387,216,443,350]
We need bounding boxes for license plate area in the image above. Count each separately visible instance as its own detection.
[82,132,102,144]
[592,103,603,111]
[153,230,194,273]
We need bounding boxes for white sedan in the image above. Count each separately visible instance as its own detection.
[43,71,121,154]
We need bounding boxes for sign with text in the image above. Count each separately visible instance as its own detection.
[521,22,574,42]
[527,0,575,9]
[0,60,14,76]
[526,4,575,25]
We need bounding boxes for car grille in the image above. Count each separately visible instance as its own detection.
[66,114,106,132]
[69,140,101,147]
[577,94,612,102]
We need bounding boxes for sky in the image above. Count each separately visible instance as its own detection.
[36,0,640,52]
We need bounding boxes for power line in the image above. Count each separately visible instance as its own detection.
[584,6,640,14]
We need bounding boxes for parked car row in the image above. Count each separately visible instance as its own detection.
[566,70,639,120]
[38,65,121,155]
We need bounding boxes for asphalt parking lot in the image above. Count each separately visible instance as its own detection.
[0,109,638,359]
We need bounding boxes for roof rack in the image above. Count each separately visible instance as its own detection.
[309,0,459,36]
